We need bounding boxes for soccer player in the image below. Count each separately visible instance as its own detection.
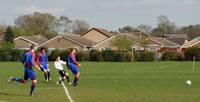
[54,56,70,84]
[67,48,81,86]
[8,44,40,96]
[37,47,51,82]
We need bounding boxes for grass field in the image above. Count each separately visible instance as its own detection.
[1,61,200,102]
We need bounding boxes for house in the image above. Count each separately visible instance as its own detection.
[182,36,200,49]
[14,35,48,49]
[39,34,96,51]
[89,32,145,51]
[81,28,115,43]
[145,37,180,52]
[164,34,189,46]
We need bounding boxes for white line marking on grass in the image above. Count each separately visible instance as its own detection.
[59,77,74,102]
[159,64,179,69]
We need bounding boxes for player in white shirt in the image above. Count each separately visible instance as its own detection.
[54,56,70,84]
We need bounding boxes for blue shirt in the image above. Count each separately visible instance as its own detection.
[22,51,35,68]
[38,53,48,66]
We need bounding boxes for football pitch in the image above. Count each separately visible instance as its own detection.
[1,61,200,102]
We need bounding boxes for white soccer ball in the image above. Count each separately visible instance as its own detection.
[186,80,192,86]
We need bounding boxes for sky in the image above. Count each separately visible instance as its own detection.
[0,0,199,31]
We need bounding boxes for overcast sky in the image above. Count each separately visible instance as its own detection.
[0,0,199,30]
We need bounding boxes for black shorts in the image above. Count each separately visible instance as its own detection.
[59,70,66,77]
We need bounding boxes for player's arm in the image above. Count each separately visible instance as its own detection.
[34,64,41,71]
[37,54,43,68]
[61,60,66,65]
[30,54,40,71]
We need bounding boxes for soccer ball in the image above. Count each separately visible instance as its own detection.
[186,80,192,86]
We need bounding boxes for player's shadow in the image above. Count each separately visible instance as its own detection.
[0,92,27,97]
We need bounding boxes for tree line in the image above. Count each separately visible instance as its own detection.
[0,12,200,46]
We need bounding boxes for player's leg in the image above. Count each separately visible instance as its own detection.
[73,72,80,86]
[58,70,65,84]
[65,71,70,83]
[29,69,37,96]
[8,76,27,84]
[43,69,48,82]
[8,68,28,84]
[70,65,79,86]
[47,68,51,81]
[30,79,37,96]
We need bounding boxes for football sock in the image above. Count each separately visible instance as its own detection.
[30,84,36,95]
[44,73,47,80]
[15,78,25,83]
[47,72,51,80]
[66,76,70,83]
[73,77,78,85]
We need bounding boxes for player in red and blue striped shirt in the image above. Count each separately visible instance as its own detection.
[67,48,81,86]
[8,44,40,96]
[37,47,51,82]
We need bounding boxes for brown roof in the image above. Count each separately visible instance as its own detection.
[63,34,97,46]
[17,35,48,44]
[82,28,116,37]
[183,36,200,47]
[165,34,188,39]
[150,37,179,47]
[166,38,186,46]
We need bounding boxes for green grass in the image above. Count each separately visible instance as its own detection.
[0,61,200,102]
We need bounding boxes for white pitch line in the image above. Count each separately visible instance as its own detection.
[59,77,74,102]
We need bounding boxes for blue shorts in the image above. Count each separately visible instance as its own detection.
[69,64,79,75]
[24,68,36,80]
[40,64,48,71]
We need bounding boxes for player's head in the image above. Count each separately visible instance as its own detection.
[71,48,76,54]
[40,47,46,54]
[56,56,60,61]
[30,44,36,52]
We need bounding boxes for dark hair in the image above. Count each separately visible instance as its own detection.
[70,48,75,52]
[40,47,45,51]
[30,44,35,50]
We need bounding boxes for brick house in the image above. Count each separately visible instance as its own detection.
[14,35,48,49]
[81,28,116,43]
[182,36,200,50]
[39,34,96,51]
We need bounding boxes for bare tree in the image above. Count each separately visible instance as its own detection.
[72,20,90,34]
[151,15,176,36]
[15,12,59,38]
[136,24,152,34]
[57,16,72,34]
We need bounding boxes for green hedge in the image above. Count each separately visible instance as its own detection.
[184,47,200,61]
[161,51,180,61]
[89,50,103,62]
[133,51,155,62]
[0,49,25,61]
[2,48,199,62]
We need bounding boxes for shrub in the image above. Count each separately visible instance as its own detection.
[133,51,155,62]
[125,51,132,62]
[89,50,103,62]
[76,51,85,62]
[143,52,155,61]
[114,52,125,62]
[48,49,61,61]
[102,50,115,62]
[161,51,180,61]
[184,47,200,61]
[10,49,23,61]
